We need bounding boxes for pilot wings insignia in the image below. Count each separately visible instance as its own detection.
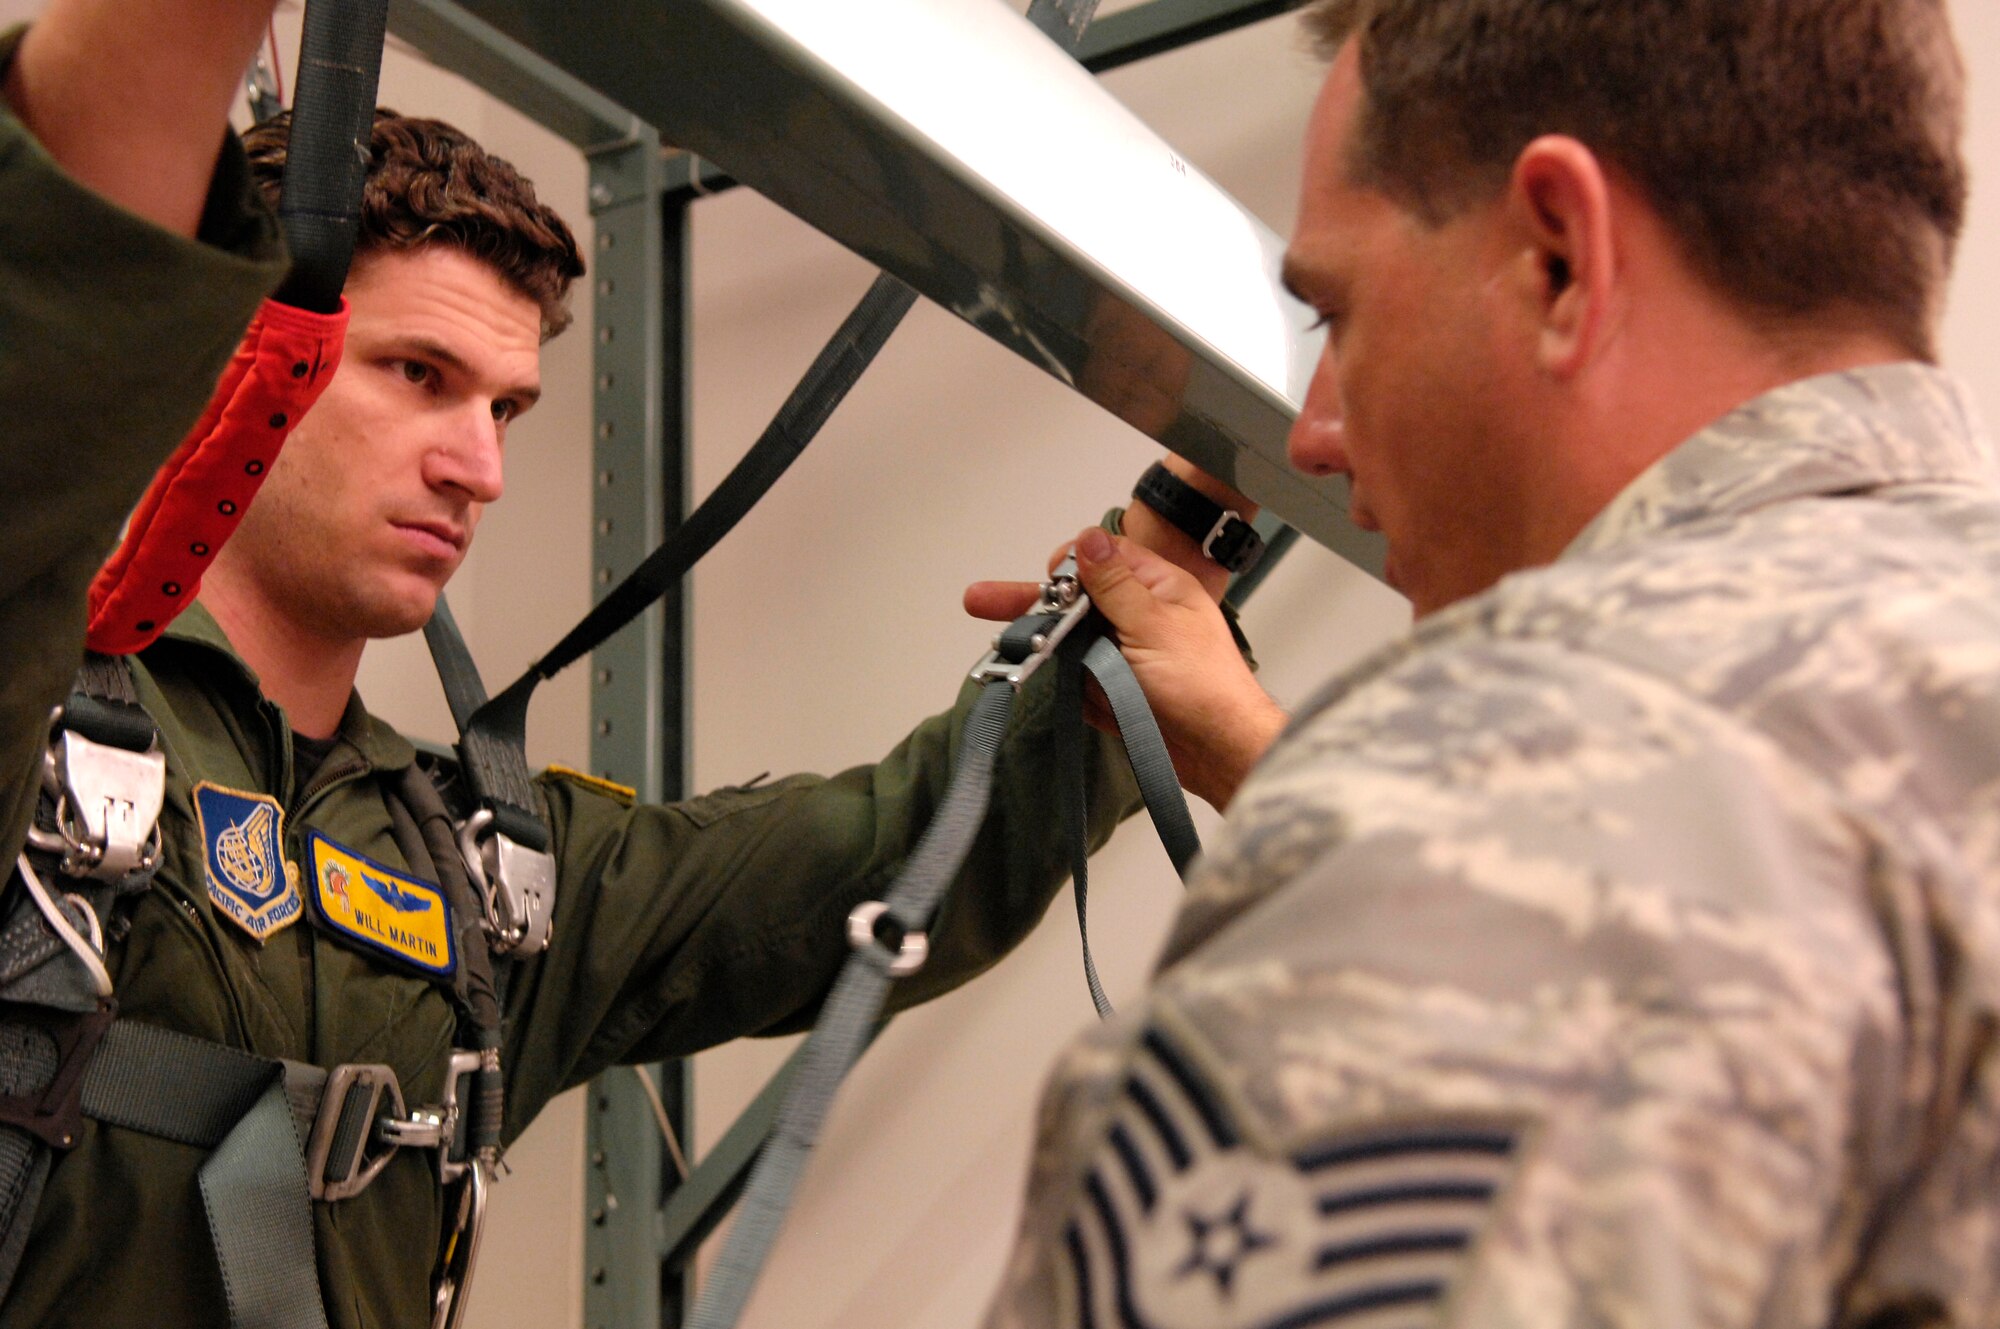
[363,873,435,914]
[305,830,457,980]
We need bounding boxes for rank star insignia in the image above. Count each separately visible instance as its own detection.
[1062,1027,1527,1329]
[1173,1190,1276,1298]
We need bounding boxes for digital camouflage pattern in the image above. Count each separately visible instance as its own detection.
[987,363,2000,1329]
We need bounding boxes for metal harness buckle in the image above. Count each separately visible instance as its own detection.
[968,554,1094,690]
[430,1048,498,1329]
[307,1051,486,1202]
[26,720,165,883]
[455,810,555,956]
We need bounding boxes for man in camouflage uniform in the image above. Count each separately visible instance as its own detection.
[980,0,1993,1324]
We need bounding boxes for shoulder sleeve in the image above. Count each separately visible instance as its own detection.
[0,31,287,868]
[986,635,1919,1329]
[495,667,1143,1133]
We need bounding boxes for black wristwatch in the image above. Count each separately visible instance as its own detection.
[1131,462,1265,573]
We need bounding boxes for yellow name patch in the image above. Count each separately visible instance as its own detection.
[305,831,456,979]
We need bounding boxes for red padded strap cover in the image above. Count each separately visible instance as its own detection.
[88,297,348,654]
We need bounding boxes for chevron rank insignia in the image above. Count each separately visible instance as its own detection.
[193,783,303,943]
[1062,1027,1525,1329]
[305,830,456,979]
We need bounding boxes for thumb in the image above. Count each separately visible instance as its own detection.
[1074,527,1204,636]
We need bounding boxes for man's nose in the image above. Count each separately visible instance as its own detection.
[428,403,506,505]
[1287,347,1348,478]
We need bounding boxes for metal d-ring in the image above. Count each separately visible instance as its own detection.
[845,901,928,978]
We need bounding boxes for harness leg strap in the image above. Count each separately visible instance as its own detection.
[200,1077,332,1329]
[81,1021,329,1329]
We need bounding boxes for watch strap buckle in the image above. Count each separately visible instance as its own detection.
[1200,510,1264,573]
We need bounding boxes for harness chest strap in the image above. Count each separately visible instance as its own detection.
[0,653,512,1329]
[73,1019,502,1328]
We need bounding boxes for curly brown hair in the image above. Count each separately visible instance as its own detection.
[245,108,585,339]
[1302,0,1967,361]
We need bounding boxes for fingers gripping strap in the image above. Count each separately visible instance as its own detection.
[88,298,348,654]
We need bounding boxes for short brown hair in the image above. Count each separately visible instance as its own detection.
[245,109,585,338]
[1303,0,1967,360]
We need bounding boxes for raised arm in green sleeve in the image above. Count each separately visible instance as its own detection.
[497,664,1143,1137]
[0,25,286,876]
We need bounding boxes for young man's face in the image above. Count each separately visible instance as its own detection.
[1282,43,1530,617]
[222,246,543,643]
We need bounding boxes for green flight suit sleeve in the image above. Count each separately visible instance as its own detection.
[0,25,287,874]
[500,666,1143,1137]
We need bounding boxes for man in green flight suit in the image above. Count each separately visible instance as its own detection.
[0,0,1264,1323]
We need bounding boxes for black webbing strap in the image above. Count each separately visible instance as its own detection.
[525,276,918,688]
[385,759,506,1031]
[422,596,546,853]
[426,276,919,861]
[431,274,920,813]
[63,653,156,754]
[0,1022,56,1306]
[271,0,391,314]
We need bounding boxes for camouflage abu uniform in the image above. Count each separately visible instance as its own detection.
[986,363,2000,1329]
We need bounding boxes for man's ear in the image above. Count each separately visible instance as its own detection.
[1508,136,1616,377]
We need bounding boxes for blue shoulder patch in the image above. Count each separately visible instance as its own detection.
[193,783,303,943]
[1061,1026,1526,1329]
[305,831,456,980]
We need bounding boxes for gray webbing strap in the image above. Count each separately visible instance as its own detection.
[1083,635,1200,875]
[82,1021,289,1142]
[200,1082,331,1329]
[1057,629,1201,1020]
[686,682,1017,1329]
[82,1022,330,1329]
[1055,631,1112,1018]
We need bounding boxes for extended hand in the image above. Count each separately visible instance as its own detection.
[965,526,1286,810]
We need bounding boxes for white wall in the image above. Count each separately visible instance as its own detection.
[2,1,1995,1327]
